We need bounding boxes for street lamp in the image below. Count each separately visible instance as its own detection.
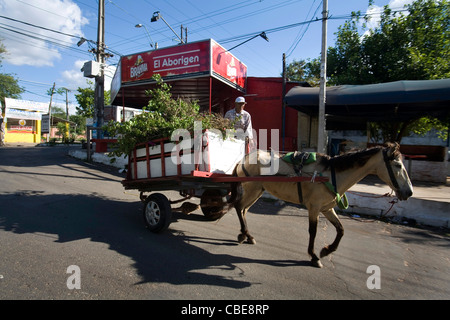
[135,24,155,48]
[151,11,186,44]
[227,32,269,52]
[216,32,269,64]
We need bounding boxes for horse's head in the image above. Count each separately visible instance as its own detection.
[376,143,413,201]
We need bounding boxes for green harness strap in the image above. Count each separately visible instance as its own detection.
[282,151,317,165]
[312,169,349,210]
[282,152,349,210]
[324,181,349,210]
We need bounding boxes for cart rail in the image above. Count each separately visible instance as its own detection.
[122,169,329,192]
[123,137,330,232]
[123,136,328,193]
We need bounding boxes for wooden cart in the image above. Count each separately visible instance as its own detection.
[122,137,328,233]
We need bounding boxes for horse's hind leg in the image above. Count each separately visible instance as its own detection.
[320,208,344,258]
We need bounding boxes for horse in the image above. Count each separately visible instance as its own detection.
[228,142,413,268]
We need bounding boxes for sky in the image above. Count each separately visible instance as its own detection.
[0,0,415,114]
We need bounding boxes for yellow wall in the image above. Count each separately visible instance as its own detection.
[4,120,41,143]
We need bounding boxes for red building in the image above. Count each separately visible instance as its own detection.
[110,39,309,151]
[245,77,306,151]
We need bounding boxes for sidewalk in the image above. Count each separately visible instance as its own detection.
[345,175,450,228]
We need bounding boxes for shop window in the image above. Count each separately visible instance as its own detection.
[7,119,37,133]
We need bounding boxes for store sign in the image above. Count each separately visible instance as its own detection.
[41,114,50,134]
[4,98,48,113]
[121,40,211,83]
[5,108,42,120]
[211,40,247,90]
[110,60,121,102]
[116,39,247,93]
[10,125,33,132]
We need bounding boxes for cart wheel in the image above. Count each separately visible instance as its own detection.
[200,189,227,221]
[143,193,172,233]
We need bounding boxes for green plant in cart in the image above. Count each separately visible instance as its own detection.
[104,74,233,158]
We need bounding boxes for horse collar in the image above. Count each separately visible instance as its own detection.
[382,149,400,190]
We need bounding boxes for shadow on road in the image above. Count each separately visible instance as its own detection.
[0,190,310,290]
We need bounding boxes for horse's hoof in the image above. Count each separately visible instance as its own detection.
[246,237,256,245]
[311,259,323,268]
[237,234,246,244]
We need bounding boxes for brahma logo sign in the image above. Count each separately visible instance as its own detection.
[211,41,247,90]
[130,55,148,79]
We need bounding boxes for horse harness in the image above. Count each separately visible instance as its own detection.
[382,148,400,190]
[284,152,349,209]
[237,148,398,209]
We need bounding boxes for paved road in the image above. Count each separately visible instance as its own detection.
[0,145,449,301]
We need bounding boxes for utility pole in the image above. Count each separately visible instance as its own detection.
[95,0,105,138]
[65,88,69,121]
[317,0,328,154]
[47,82,55,143]
[282,53,287,151]
[181,25,184,43]
[65,87,70,141]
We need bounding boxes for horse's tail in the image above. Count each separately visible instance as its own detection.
[227,164,243,211]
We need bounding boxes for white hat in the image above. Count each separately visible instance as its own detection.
[235,96,246,103]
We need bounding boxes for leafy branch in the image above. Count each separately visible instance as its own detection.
[104,74,233,158]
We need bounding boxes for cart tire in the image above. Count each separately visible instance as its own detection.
[200,189,227,221]
[143,193,172,233]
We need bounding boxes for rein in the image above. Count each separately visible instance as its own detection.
[382,149,400,190]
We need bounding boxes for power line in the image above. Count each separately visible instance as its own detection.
[0,24,88,56]
[0,15,122,59]
[188,0,302,37]
[0,15,82,39]
[285,0,322,58]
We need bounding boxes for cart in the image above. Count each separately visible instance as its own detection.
[122,133,328,233]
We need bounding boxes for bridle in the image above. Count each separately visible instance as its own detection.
[382,148,400,191]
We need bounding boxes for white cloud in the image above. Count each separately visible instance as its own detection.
[60,60,117,92]
[60,60,90,89]
[365,0,415,29]
[0,0,88,67]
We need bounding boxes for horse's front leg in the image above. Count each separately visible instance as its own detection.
[320,208,344,258]
[307,209,323,268]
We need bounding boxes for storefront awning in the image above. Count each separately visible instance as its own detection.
[285,79,450,129]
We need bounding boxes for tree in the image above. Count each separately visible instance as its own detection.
[322,0,449,143]
[74,80,110,118]
[284,58,320,86]
[328,0,450,85]
[0,41,24,109]
[104,75,233,158]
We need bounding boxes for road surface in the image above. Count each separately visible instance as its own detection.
[0,145,449,301]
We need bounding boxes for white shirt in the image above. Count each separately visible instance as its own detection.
[224,108,253,139]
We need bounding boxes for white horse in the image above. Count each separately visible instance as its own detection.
[228,143,413,268]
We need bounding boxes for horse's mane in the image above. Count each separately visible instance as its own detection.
[318,143,400,172]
